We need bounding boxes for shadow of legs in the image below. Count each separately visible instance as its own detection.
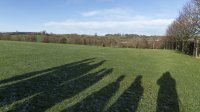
[64,75,125,112]
[107,75,144,112]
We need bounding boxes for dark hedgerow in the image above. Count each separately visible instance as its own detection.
[59,37,67,44]
[42,36,50,43]
[25,35,37,42]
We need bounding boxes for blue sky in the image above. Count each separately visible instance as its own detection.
[0,0,189,35]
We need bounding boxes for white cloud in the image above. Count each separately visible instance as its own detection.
[82,11,99,16]
[43,8,174,35]
[44,17,174,35]
[82,8,134,18]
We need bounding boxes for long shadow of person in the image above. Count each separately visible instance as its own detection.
[63,75,125,112]
[107,75,144,112]
[156,72,179,112]
[0,58,95,86]
[0,58,112,112]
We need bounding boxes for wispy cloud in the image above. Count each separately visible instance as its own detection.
[82,11,99,17]
[44,8,173,35]
[65,0,114,4]
[44,18,173,35]
[82,8,133,17]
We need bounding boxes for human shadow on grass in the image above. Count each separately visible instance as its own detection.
[0,58,95,85]
[156,72,179,112]
[106,75,144,112]
[63,75,125,112]
[0,58,113,112]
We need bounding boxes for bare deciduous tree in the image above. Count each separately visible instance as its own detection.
[166,0,200,57]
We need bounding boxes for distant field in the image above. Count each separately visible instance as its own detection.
[0,40,200,112]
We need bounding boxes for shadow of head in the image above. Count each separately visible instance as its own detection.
[162,71,172,79]
[134,75,143,84]
[157,71,175,86]
[136,75,142,80]
[116,75,125,82]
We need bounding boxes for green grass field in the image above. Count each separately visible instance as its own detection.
[0,40,200,112]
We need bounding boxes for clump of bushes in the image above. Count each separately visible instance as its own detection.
[0,34,165,49]
[42,37,50,43]
[59,37,67,44]
[25,35,37,42]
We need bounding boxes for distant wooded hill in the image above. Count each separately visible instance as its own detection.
[0,33,165,49]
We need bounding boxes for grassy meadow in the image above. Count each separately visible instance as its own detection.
[0,40,200,112]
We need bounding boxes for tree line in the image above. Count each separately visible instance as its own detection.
[0,34,164,49]
[165,0,200,57]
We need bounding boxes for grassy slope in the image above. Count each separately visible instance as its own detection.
[0,40,200,112]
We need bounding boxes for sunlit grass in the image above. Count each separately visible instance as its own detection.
[0,40,200,112]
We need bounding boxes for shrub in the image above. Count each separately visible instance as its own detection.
[59,37,67,44]
[42,37,50,43]
[25,35,37,42]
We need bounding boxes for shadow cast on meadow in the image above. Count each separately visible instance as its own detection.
[0,58,113,112]
[106,75,144,112]
[61,75,144,112]
[63,75,125,112]
[156,72,180,112]
[0,60,180,112]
